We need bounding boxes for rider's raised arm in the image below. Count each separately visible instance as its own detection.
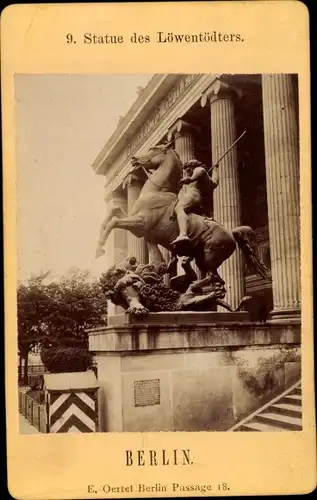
[210,163,219,188]
[187,166,207,182]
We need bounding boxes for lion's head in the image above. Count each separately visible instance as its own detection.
[99,256,180,315]
[99,256,143,306]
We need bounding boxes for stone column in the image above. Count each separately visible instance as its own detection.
[104,187,128,319]
[201,79,245,309]
[167,119,201,278]
[106,188,128,264]
[125,173,148,264]
[261,74,300,323]
[167,119,196,163]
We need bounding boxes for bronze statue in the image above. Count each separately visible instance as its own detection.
[96,141,270,308]
[100,256,252,316]
[172,159,219,247]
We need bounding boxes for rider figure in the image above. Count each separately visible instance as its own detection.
[172,159,219,246]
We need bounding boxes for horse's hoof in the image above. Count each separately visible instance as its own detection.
[95,248,105,258]
[171,236,192,256]
[171,235,190,245]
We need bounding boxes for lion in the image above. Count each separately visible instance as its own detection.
[99,256,251,316]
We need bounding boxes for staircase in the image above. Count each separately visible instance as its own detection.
[229,381,302,432]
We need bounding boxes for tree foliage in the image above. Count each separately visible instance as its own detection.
[17,269,107,380]
[40,346,94,373]
[40,269,107,349]
[17,272,52,383]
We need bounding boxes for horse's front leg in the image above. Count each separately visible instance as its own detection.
[95,205,127,258]
[114,215,145,232]
[96,215,145,258]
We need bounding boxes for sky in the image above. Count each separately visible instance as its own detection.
[15,74,153,281]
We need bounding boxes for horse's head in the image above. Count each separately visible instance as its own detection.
[131,141,175,169]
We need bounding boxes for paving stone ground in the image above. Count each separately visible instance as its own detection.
[19,414,40,434]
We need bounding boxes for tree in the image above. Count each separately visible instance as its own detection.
[41,346,94,373]
[17,269,107,382]
[17,272,53,385]
[42,269,107,349]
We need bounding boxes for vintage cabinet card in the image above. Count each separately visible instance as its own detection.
[2,1,316,498]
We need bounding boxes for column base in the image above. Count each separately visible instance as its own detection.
[269,307,301,324]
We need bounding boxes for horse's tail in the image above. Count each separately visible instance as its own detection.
[232,226,271,280]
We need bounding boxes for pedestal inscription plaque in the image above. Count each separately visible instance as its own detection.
[134,379,160,407]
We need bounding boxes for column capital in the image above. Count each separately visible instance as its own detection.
[167,119,198,141]
[201,79,242,107]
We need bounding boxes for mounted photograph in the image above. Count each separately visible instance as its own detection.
[16,73,302,434]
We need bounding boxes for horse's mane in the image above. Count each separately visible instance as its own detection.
[158,140,182,164]
[170,146,181,162]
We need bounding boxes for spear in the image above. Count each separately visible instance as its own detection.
[208,130,247,174]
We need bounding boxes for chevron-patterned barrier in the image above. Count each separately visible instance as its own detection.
[48,391,98,433]
[44,371,99,433]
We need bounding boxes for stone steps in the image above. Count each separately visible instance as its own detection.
[228,380,302,432]
[239,421,284,432]
[280,395,302,406]
[254,412,302,431]
[270,402,302,418]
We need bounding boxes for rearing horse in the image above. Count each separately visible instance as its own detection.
[95,142,270,296]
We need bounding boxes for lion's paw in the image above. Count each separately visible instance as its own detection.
[126,305,149,316]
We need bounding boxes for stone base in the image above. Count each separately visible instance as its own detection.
[108,311,249,326]
[88,321,301,432]
[269,307,301,324]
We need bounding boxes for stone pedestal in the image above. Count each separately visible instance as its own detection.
[262,75,301,323]
[43,371,99,433]
[201,80,245,309]
[88,318,300,432]
[108,311,249,326]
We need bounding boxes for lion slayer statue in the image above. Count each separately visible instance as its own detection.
[96,142,271,315]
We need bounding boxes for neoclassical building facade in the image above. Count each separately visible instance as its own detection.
[92,73,300,323]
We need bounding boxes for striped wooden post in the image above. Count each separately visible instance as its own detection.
[44,371,99,433]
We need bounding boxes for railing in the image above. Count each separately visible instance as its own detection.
[18,373,44,389]
[18,364,47,388]
[27,364,47,374]
[28,374,44,388]
[19,391,47,433]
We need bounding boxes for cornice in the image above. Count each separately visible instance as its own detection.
[92,74,181,176]
[103,73,222,196]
